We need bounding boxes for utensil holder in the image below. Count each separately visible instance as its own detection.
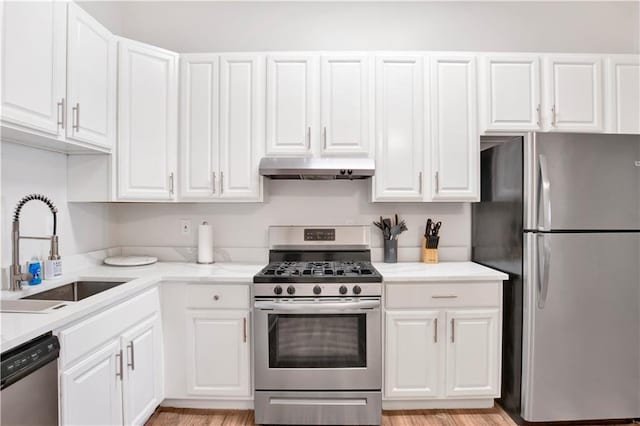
[384,239,398,263]
[421,237,439,264]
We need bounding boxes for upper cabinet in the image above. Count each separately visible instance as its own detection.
[543,55,603,132]
[430,54,479,202]
[65,3,117,149]
[321,54,372,156]
[607,55,640,134]
[265,55,316,156]
[117,38,178,201]
[1,1,66,137]
[481,55,541,132]
[373,56,425,202]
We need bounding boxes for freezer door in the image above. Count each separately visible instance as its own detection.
[532,133,640,230]
[522,232,640,422]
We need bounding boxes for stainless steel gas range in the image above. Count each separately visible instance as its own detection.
[253,226,382,426]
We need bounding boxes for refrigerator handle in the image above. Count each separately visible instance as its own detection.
[536,233,551,309]
[538,155,552,231]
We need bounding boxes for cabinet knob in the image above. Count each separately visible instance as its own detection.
[213,295,220,301]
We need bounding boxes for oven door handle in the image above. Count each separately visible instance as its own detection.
[254,300,380,311]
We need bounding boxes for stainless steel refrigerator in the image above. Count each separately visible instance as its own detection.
[472,133,640,423]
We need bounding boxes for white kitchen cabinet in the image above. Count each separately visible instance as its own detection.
[321,54,372,156]
[179,54,220,200]
[122,315,163,426]
[218,54,263,200]
[445,309,500,397]
[481,55,541,132]
[385,310,441,398]
[186,309,251,397]
[65,3,116,149]
[117,38,178,200]
[1,0,66,136]
[60,340,123,426]
[266,55,316,156]
[543,55,603,132]
[607,55,640,134]
[430,54,479,202]
[373,55,425,202]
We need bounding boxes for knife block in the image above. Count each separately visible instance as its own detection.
[421,237,439,264]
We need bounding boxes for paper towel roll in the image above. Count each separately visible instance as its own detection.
[197,221,214,264]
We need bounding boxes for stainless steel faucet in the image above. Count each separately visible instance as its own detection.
[10,194,60,291]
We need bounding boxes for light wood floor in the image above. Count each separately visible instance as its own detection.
[146,405,518,426]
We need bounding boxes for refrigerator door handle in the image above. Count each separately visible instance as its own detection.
[537,233,551,309]
[538,154,552,231]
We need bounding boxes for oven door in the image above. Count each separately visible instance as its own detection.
[254,298,381,391]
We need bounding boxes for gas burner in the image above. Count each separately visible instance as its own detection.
[254,260,382,284]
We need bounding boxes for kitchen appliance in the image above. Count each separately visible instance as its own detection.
[259,157,375,180]
[253,225,382,425]
[472,133,640,423]
[1,332,60,425]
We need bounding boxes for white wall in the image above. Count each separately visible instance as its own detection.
[80,1,639,53]
[1,142,112,276]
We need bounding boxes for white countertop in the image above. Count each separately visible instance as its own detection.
[1,261,506,352]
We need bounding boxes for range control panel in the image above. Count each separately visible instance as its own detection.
[304,228,335,241]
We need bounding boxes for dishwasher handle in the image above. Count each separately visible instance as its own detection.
[1,334,59,390]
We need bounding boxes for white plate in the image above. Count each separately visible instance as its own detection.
[103,256,158,267]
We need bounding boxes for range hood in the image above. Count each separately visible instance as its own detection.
[259,157,375,180]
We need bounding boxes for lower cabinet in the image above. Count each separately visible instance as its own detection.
[384,282,502,405]
[58,288,163,426]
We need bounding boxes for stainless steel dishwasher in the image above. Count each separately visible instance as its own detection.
[1,333,60,425]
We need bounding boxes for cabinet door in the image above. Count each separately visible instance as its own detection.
[122,315,163,426]
[445,309,500,397]
[117,38,178,200]
[60,340,123,426]
[373,56,425,201]
[186,310,250,397]
[179,54,220,199]
[266,55,316,156]
[385,311,442,398]
[544,55,603,132]
[321,55,371,156]
[66,3,116,149]
[607,55,640,134]
[431,55,479,202]
[482,55,541,132]
[219,54,263,200]
[1,0,66,136]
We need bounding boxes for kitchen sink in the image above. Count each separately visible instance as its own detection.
[21,281,128,302]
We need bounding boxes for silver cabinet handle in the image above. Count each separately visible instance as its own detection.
[57,98,65,129]
[537,233,551,309]
[72,103,80,131]
[551,105,557,127]
[243,317,247,343]
[220,171,224,194]
[537,155,552,231]
[307,127,311,150]
[323,127,327,150]
[418,172,423,194]
[434,318,438,343]
[536,104,541,126]
[451,319,455,343]
[127,342,135,371]
[431,295,458,299]
[435,171,440,194]
[169,173,175,195]
[212,172,216,195]
[115,349,123,380]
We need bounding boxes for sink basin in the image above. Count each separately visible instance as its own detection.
[22,281,128,302]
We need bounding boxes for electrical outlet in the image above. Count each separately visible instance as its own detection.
[180,219,191,236]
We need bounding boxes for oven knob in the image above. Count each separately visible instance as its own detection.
[313,285,322,295]
[352,285,362,295]
[287,285,296,295]
[339,285,348,295]
[274,285,283,295]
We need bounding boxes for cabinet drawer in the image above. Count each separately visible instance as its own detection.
[58,287,160,369]
[385,282,501,309]
[186,284,250,309]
